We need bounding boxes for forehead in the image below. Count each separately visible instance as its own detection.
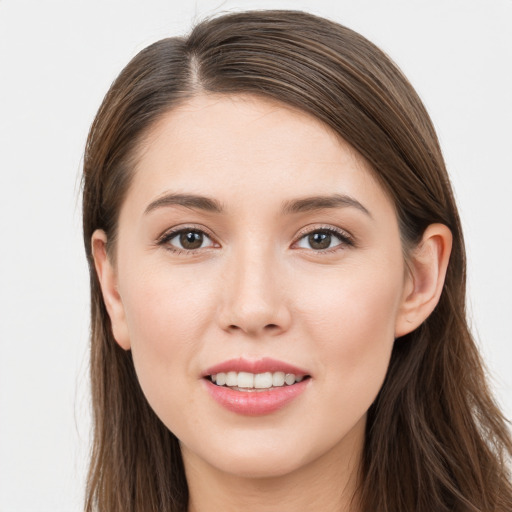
[126,93,389,215]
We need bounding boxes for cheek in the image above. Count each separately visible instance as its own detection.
[297,261,403,409]
[122,262,217,349]
[118,263,219,408]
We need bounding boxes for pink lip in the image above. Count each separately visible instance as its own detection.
[202,357,309,377]
[203,378,310,416]
[201,357,311,416]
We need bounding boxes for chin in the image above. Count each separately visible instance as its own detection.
[183,427,330,481]
[213,450,307,480]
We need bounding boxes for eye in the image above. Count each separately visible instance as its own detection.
[160,228,216,252]
[295,228,352,251]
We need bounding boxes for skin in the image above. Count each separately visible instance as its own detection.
[93,94,452,512]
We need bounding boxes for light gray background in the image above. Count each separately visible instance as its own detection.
[0,0,511,510]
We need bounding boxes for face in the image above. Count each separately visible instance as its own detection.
[98,94,413,479]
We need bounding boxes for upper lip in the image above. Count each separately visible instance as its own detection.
[202,357,310,377]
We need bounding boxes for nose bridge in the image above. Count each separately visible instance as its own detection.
[219,235,290,335]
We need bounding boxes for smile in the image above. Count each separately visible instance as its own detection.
[202,358,311,415]
[209,371,308,391]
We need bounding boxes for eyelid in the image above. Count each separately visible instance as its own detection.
[156,224,220,252]
[292,224,355,251]
[155,223,354,254]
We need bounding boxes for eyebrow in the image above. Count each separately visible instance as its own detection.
[144,193,224,215]
[281,194,371,217]
[144,192,371,217]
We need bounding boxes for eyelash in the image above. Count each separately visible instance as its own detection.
[293,226,355,253]
[157,225,355,255]
[156,225,218,255]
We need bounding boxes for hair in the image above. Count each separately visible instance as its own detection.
[82,9,512,512]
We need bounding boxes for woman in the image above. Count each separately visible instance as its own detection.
[82,10,512,512]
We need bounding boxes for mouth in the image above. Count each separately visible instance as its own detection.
[207,371,310,392]
[202,358,311,415]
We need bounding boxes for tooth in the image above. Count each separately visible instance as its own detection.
[211,370,305,388]
[226,371,237,386]
[237,372,254,388]
[272,372,285,387]
[254,372,273,389]
[284,373,296,386]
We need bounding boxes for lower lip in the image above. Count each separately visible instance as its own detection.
[204,378,310,416]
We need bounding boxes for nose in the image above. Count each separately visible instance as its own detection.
[217,245,292,337]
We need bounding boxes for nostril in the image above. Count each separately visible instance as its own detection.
[226,323,280,334]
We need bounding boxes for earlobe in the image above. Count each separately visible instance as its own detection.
[395,223,453,338]
[91,230,131,350]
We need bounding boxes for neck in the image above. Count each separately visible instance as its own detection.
[183,420,364,512]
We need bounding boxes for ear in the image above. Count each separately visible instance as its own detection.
[91,230,131,350]
[395,223,453,338]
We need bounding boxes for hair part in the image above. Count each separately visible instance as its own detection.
[82,10,512,512]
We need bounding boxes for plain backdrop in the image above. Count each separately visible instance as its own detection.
[0,0,511,510]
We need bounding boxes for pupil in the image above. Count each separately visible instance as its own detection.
[309,232,331,250]
[180,231,203,249]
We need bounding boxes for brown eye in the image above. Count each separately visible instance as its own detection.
[179,231,204,249]
[296,228,351,251]
[162,229,215,251]
[308,232,332,250]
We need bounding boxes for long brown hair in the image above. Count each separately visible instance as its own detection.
[82,10,512,512]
